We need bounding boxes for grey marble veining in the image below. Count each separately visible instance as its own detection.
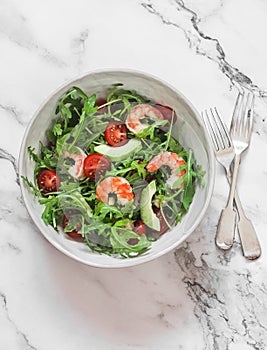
[0,149,19,184]
[141,0,266,95]
[175,245,267,349]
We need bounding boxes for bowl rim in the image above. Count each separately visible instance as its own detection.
[18,68,215,268]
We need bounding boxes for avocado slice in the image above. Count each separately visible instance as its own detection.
[140,180,160,231]
[94,139,142,162]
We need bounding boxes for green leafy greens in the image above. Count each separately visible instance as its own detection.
[23,84,205,258]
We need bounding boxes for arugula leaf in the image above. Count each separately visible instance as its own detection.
[94,201,125,220]
[107,84,148,104]
[136,118,168,139]
[46,129,56,144]
[131,160,147,179]
[180,150,195,210]
[53,87,96,137]
[109,227,151,257]
[56,133,71,156]
[24,84,204,258]
[106,84,149,120]
[63,113,108,152]
[164,109,175,151]
[167,137,183,154]
[113,219,134,228]
[39,196,62,228]
[52,123,63,136]
[21,176,42,197]
[40,143,58,169]
[28,146,43,165]
[58,191,93,220]
[112,159,148,181]
[195,165,206,187]
[63,214,83,234]
[27,145,58,173]
[79,94,98,123]
[55,88,84,133]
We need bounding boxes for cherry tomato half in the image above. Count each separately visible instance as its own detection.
[134,219,146,236]
[128,220,146,246]
[96,98,108,114]
[83,154,111,180]
[104,121,128,147]
[153,207,169,236]
[37,169,60,195]
[155,104,177,124]
[62,216,82,239]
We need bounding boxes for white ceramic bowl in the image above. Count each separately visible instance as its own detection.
[19,69,215,268]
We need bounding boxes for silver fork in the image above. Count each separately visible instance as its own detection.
[202,96,261,260]
[202,108,236,248]
[228,91,261,259]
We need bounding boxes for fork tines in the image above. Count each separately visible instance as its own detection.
[230,90,254,140]
[202,107,233,152]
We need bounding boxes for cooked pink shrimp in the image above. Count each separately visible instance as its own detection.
[126,104,164,134]
[96,176,134,206]
[146,152,186,188]
[62,147,86,179]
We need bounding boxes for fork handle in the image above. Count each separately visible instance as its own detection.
[215,154,240,249]
[226,172,261,260]
[216,206,236,249]
[237,213,261,260]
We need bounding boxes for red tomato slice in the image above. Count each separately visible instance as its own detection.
[153,207,169,236]
[96,98,107,106]
[155,104,177,124]
[96,98,107,114]
[37,169,60,195]
[128,220,146,245]
[104,121,128,147]
[134,219,146,236]
[83,154,111,180]
[62,216,82,239]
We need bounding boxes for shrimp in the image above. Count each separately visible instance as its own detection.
[96,176,134,206]
[146,152,186,188]
[62,147,86,180]
[126,104,164,134]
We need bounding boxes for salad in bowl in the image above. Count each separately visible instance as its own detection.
[19,70,214,267]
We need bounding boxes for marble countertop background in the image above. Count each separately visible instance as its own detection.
[1,0,267,349]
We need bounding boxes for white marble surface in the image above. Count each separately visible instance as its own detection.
[1,0,267,349]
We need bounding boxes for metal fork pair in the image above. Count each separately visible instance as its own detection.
[202,90,261,260]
